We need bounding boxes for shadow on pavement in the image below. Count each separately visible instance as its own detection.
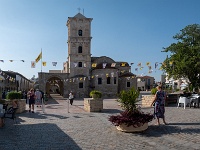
[14,111,69,123]
[46,97,60,104]
[0,123,81,150]
[102,109,122,114]
[140,123,200,137]
[168,122,200,126]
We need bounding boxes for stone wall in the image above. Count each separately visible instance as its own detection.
[141,95,155,107]
[84,98,103,112]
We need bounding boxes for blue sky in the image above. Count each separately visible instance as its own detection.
[0,0,200,81]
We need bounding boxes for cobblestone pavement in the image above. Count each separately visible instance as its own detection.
[0,94,200,150]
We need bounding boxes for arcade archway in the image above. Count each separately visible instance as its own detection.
[46,76,64,96]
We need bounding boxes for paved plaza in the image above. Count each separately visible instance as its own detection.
[0,94,200,150]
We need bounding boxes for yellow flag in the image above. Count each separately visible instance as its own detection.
[92,63,97,67]
[146,62,150,66]
[35,52,42,63]
[121,62,126,66]
[42,61,46,66]
[169,61,173,65]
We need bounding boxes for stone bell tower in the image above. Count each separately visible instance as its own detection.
[66,13,93,77]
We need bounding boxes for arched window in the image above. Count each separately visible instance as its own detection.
[78,30,82,36]
[79,82,83,88]
[107,77,111,84]
[78,62,82,67]
[78,46,82,53]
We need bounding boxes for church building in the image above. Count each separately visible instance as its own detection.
[38,13,137,98]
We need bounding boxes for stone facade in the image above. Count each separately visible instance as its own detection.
[38,13,137,98]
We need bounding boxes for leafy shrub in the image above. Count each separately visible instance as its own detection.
[117,87,139,111]
[6,91,21,100]
[89,90,102,98]
[151,88,157,95]
[109,110,154,127]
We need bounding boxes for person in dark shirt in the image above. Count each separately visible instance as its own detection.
[2,90,6,99]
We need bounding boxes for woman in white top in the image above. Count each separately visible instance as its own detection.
[69,91,74,105]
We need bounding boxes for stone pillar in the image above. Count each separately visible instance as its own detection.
[84,98,103,112]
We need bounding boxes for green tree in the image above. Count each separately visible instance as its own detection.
[162,24,200,89]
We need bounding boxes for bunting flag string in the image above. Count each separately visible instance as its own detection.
[31,61,36,68]
[74,63,78,67]
[111,63,116,67]
[155,62,159,69]
[103,63,107,69]
[42,62,47,66]
[137,63,142,67]
[52,62,57,67]
[84,63,86,67]
[148,66,152,70]
[0,56,164,74]
[92,63,97,68]
[146,62,150,66]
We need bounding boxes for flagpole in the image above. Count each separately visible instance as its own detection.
[41,48,42,73]
[40,48,44,113]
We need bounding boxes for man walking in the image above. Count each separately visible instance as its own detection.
[35,89,42,107]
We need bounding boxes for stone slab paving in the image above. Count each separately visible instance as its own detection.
[0,94,200,150]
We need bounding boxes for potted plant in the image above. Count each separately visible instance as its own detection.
[89,90,102,99]
[6,91,21,108]
[6,91,27,113]
[84,90,103,112]
[108,87,154,132]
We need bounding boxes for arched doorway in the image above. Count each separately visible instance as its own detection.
[46,77,64,96]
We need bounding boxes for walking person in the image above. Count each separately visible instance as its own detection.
[151,85,167,125]
[69,91,74,105]
[2,90,6,99]
[35,89,42,107]
[28,88,35,113]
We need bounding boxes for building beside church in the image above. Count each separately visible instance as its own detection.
[38,12,138,98]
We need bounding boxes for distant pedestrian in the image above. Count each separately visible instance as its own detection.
[28,88,35,113]
[69,91,74,105]
[22,90,27,99]
[2,90,6,99]
[151,85,167,125]
[35,89,42,107]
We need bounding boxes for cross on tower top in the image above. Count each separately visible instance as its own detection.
[77,8,81,13]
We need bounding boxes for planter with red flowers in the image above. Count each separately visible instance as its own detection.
[108,87,154,132]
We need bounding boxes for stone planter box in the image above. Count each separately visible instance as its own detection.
[141,95,155,107]
[84,98,103,112]
[3,99,26,114]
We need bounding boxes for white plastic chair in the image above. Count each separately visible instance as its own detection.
[177,97,190,109]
